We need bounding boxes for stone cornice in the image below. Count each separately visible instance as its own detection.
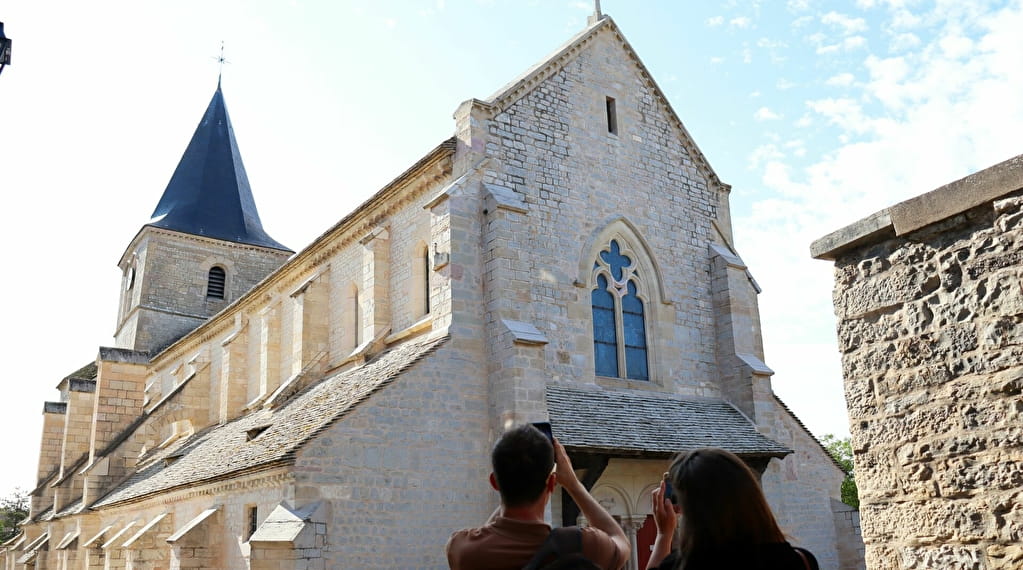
[117,225,292,269]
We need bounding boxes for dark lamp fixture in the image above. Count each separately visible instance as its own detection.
[0,22,11,74]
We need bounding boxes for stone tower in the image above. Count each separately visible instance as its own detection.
[113,83,292,354]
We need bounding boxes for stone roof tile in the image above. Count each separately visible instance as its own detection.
[547,384,790,458]
[93,335,447,508]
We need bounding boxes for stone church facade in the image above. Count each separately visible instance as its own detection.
[4,14,857,570]
[813,155,1023,570]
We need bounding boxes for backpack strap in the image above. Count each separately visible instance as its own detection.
[522,527,584,570]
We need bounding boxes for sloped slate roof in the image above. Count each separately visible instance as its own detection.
[94,335,447,508]
[65,362,97,381]
[547,384,790,458]
[147,84,290,251]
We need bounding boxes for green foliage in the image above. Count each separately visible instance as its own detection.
[821,434,859,509]
[0,489,28,542]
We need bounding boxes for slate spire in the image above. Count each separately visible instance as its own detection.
[147,84,289,251]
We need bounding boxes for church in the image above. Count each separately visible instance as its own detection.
[3,12,859,570]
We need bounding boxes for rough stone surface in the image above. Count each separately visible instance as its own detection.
[823,175,1023,568]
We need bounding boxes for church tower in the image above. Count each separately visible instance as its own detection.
[114,83,293,354]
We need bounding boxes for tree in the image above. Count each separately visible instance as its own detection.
[821,434,859,509]
[0,489,28,542]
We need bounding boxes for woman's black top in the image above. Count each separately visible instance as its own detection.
[650,542,819,570]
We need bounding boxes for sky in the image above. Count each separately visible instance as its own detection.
[1,0,1021,498]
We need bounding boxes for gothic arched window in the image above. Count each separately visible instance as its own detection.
[591,239,648,381]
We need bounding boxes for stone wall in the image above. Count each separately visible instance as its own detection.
[759,399,854,570]
[292,341,491,569]
[822,186,1023,568]
[470,29,727,402]
[114,230,291,354]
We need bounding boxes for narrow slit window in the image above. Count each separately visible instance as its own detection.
[605,96,618,135]
[353,289,362,346]
[207,266,226,299]
[247,506,258,540]
[424,250,431,315]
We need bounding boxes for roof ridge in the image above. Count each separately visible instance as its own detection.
[479,16,725,190]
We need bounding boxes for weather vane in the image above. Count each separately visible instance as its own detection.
[212,41,230,86]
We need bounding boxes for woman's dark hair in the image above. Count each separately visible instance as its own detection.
[491,424,555,507]
[668,448,785,565]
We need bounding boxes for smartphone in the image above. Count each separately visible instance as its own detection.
[531,421,554,443]
[663,472,677,505]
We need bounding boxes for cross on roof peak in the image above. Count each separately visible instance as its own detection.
[212,41,230,87]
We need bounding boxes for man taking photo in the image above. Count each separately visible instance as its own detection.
[446,424,630,569]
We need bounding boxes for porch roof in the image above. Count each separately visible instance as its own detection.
[547,384,791,458]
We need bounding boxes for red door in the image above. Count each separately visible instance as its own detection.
[636,514,656,570]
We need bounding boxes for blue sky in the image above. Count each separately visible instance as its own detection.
[1,0,1021,497]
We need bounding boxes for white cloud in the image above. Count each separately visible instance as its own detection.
[710,56,726,64]
[749,90,762,98]
[749,143,784,169]
[890,32,921,51]
[707,15,725,27]
[755,107,782,121]
[805,97,871,133]
[816,35,868,54]
[792,15,814,28]
[787,0,810,11]
[735,4,1023,436]
[757,38,788,49]
[776,78,796,90]
[889,8,922,30]
[821,11,869,34]
[731,16,753,28]
[826,72,856,87]
[742,47,753,63]
[940,33,974,59]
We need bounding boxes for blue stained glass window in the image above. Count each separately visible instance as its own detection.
[592,241,649,381]
[623,280,648,380]
[592,274,618,377]
[599,240,631,282]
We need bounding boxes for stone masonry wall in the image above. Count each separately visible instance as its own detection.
[831,194,1023,569]
[115,230,290,354]
[293,341,491,569]
[760,400,853,570]
[479,30,725,399]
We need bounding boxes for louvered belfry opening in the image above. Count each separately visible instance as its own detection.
[207,266,226,299]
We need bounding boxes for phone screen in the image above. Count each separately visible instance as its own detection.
[531,422,554,443]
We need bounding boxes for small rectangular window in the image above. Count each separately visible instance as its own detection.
[247,505,258,539]
[605,97,618,135]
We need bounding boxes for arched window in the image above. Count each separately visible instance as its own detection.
[207,266,226,299]
[591,239,648,381]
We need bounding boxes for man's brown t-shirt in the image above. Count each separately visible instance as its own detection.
[446,516,625,570]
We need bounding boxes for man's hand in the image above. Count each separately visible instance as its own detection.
[553,438,582,491]
[553,437,630,568]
